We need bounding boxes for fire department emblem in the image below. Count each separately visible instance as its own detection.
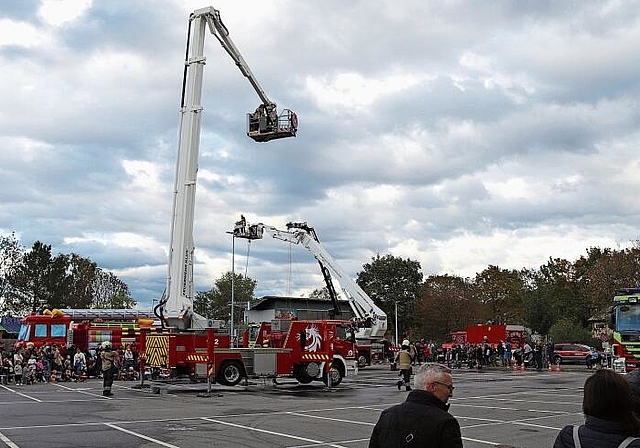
[297,324,322,352]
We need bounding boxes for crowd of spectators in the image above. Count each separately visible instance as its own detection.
[387,338,557,371]
[0,341,140,385]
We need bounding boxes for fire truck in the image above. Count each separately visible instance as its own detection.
[234,221,388,368]
[140,7,353,387]
[154,5,296,331]
[443,324,526,349]
[609,287,640,372]
[17,308,157,352]
[145,319,351,386]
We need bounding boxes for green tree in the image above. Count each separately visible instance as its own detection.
[44,253,71,310]
[0,232,24,314]
[7,241,136,313]
[9,241,54,313]
[417,274,477,341]
[521,268,556,335]
[575,245,640,318]
[309,287,331,300]
[537,257,587,326]
[356,254,423,338]
[92,270,137,308]
[548,317,594,345]
[64,254,98,308]
[473,265,525,324]
[194,272,257,325]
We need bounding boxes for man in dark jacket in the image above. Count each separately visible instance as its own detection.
[369,363,463,448]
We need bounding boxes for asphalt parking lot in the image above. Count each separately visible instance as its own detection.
[0,364,593,447]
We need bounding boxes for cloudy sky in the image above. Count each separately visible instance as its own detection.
[2,0,640,309]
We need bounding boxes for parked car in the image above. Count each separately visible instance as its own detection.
[552,343,592,365]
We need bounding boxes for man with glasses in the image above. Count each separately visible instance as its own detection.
[369,363,462,448]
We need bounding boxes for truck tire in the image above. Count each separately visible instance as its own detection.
[295,375,313,384]
[322,362,343,387]
[553,355,562,365]
[217,361,243,386]
[357,352,370,369]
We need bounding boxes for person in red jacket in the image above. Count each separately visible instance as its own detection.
[369,363,462,448]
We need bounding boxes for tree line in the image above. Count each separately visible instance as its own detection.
[192,243,640,346]
[357,245,640,345]
[3,229,639,347]
[0,233,136,315]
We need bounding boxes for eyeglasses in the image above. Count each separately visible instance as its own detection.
[433,381,455,392]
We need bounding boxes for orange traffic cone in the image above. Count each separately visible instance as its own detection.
[547,363,552,372]
[555,362,561,372]
[520,362,525,371]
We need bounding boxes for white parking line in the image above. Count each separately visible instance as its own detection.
[0,384,42,402]
[286,438,370,448]
[466,396,578,405]
[0,431,19,448]
[461,436,502,445]
[201,417,349,448]
[105,423,181,448]
[52,382,106,398]
[286,411,374,426]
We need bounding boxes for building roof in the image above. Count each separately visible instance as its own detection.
[0,316,22,334]
[250,295,347,311]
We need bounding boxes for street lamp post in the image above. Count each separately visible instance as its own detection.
[230,233,235,347]
[395,301,399,345]
[226,231,236,348]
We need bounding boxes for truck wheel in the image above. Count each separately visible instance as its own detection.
[295,375,313,384]
[357,352,370,369]
[553,355,562,365]
[323,363,343,387]
[217,361,243,386]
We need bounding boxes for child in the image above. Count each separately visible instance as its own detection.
[35,358,45,383]
[14,362,23,386]
[22,364,34,385]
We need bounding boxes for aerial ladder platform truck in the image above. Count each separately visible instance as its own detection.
[234,221,389,368]
[139,7,348,388]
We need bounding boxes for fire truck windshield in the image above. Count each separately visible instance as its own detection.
[617,303,640,331]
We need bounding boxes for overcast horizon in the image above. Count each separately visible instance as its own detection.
[2,1,640,309]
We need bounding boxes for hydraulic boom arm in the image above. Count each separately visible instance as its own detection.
[234,221,388,340]
[159,7,297,330]
[199,8,298,142]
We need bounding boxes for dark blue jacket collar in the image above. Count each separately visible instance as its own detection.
[405,389,450,412]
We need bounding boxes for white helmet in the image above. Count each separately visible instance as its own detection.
[101,341,111,349]
[402,339,410,347]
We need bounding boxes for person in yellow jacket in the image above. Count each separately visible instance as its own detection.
[100,341,115,397]
[395,340,413,391]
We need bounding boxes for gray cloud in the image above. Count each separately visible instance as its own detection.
[2,0,640,307]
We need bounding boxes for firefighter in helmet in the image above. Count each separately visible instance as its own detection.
[100,341,115,397]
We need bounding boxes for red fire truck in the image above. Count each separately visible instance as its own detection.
[17,308,158,352]
[144,7,357,389]
[142,319,352,386]
[444,324,526,348]
[243,319,358,364]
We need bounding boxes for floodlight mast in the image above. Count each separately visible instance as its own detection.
[157,7,297,330]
